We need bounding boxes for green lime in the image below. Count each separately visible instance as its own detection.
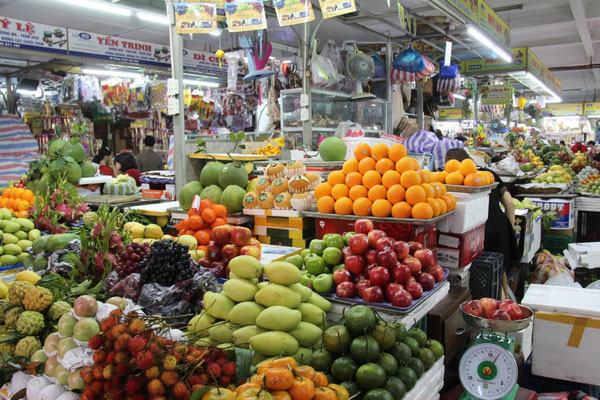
[356,363,386,390]
[311,348,334,372]
[363,388,393,400]
[384,377,406,400]
[340,381,360,398]
[407,327,428,347]
[396,366,417,390]
[376,353,398,377]
[418,348,436,370]
[331,356,358,382]
[402,336,420,357]
[408,357,424,378]
[324,325,353,354]
[350,335,381,364]
[345,305,376,334]
[388,342,412,366]
[393,322,407,341]
[427,339,444,360]
[370,321,396,350]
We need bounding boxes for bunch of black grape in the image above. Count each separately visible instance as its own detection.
[115,242,150,278]
[139,240,196,286]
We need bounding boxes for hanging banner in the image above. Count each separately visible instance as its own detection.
[480,84,513,105]
[174,3,217,34]
[477,0,511,48]
[183,48,228,75]
[0,16,67,54]
[192,0,226,21]
[446,0,478,24]
[527,48,560,95]
[273,0,315,26]
[542,103,583,117]
[318,0,357,19]
[584,103,600,115]
[438,108,463,120]
[224,0,267,32]
[461,47,526,74]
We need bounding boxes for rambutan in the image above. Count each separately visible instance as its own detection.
[110,387,124,400]
[162,355,177,371]
[191,384,206,393]
[128,318,146,335]
[172,382,191,400]
[127,336,147,355]
[83,387,97,400]
[106,351,116,364]
[104,338,114,351]
[216,356,228,367]
[130,393,145,400]
[187,375,202,386]
[80,367,94,384]
[115,362,128,376]
[103,364,114,380]
[198,373,208,385]
[115,351,129,364]
[115,333,132,351]
[108,324,127,340]
[148,342,161,355]
[206,363,221,379]
[91,381,104,395]
[92,364,104,380]
[145,366,160,379]
[93,350,106,364]
[111,376,123,388]
[100,316,117,333]
[103,381,112,393]
[110,309,123,318]
[218,376,231,387]
[147,379,165,396]
[89,334,103,350]
[174,344,188,355]
[136,350,154,370]
[159,371,178,387]
[222,361,235,377]
[125,377,143,394]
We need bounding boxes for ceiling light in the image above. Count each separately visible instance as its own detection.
[467,26,512,62]
[545,97,562,104]
[183,79,220,88]
[209,29,222,37]
[511,71,562,103]
[82,68,142,79]
[454,94,466,100]
[55,0,132,16]
[137,11,169,25]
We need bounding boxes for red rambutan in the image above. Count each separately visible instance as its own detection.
[114,333,132,351]
[100,316,117,333]
[92,364,104,380]
[83,387,97,400]
[125,377,143,394]
[145,366,160,380]
[187,375,202,386]
[106,351,116,364]
[218,376,231,387]
[115,362,128,376]
[91,381,104,395]
[216,356,228,367]
[127,336,147,355]
[108,324,127,340]
[206,363,221,379]
[172,382,191,400]
[103,338,114,351]
[128,319,146,335]
[162,355,177,371]
[222,361,235,377]
[89,334,103,350]
[136,350,154,370]
[115,351,129,364]
[93,350,106,364]
[147,379,165,396]
[102,364,114,380]
[160,371,178,387]
[80,367,94,384]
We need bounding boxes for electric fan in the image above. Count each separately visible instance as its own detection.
[346,47,376,101]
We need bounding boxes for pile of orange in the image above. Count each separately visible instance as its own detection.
[0,187,35,217]
[315,143,456,220]
[443,158,495,187]
[174,199,227,251]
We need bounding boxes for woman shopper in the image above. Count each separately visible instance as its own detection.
[92,146,114,177]
[113,152,141,185]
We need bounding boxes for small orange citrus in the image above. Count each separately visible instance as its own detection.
[317,196,335,213]
[431,171,447,183]
[421,183,434,199]
[331,184,350,200]
[372,199,392,217]
[327,170,346,186]
[342,159,359,174]
[459,159,478,177]
[349,185,368,201]
[446,171,464,185]
[371,143,389,161]
[400,171,422,188]
[376,158,395,175]
[389,144,407,162]
[382,170,401,189]
[368,185,387,202]
[354,143,371,160]
[314,182,332,199]
[386,184,405,204]
[334,197,354,215]
[396,158,413,174]
[426,198,441,217]
[464,173,481,187]
[405,185,426,205]
[362,170,382,189]
[412,202,434,219]
[358,157,376,174]
[445,159,461,173]
[436,198,448,214]
[345,172,363,188]
[352,197,373,216]
[418,169,432,184]
[392,201,412,218]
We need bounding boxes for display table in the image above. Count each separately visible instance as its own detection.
[125,200,179,226]
[84,194,159,210]
[169,207,252,226]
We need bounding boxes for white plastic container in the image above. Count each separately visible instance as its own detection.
[437,191,490,234]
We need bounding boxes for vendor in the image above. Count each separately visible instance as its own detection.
[136,136,164,172]
[92,146,115,177]
[114,152,141,185]
[445,148,520,273]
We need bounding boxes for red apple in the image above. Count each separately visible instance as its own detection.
[393,241,410,260]
[342,246,354,259]
[369,266,390,287]
[239,245,261,260]
[365,249,378,265]
[405,282,423,300]
[416,272,435,291]
[354,219,374,234]
[385,283,404,302]
[479,298,499,319]
[206,242,222,261]
[333,269,352,285]
[463,300,483,317]
[375,237,395,252]
[414,249,435,269]
[231,226,252,247]
[392,264,412,284]
[391,289,413,307]
[348,234,369,255]
[221,244,240,262]
[362,286,384,303]
[364,264,377,279]
[377,249,398,269]
[368,230,387,248]
[403,256,422,275]
[344,255,365,275]
[198,257,211,268]
[407,241,424,255]
[356,280,371,297]
[428,265,445,282]
[406,275,417,285]
[498,299,517,311]
[248,238,262,249]
[491,309,511,320]
[336,281,356,298]
[505,304,524,320]
[211,224,234,246]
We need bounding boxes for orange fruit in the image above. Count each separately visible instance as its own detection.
[410,158,420,171]
[418,170,432,184]
[421,183,434,199]
[477,171,490,186]
[315,182,332,199]
[459,159,478,177]
[387,184,405,204]
[405,185,426,206]
[201,208,216,224]
[400,171,421,188]
[334,197,353,215]
[345,172,363,188]
[358,157,376,174]
[392,201,412,218]
[464,173,482,186]
[17,210,28,218]
[431,171,447,183]
[213,204,227,218]
[412,202,434,219]
[317,196,335,213]
[328,171,346,186]
[354,143,371,160]
[368,185,387,202]
[439,182,447,196]
[395,158,413,174]
[349,185,368,201]
[371,143,389,161]
[342,159,359,174]
[446,171,464,185]
[331,184,350,200]
[352,197,372,216]
[436,198,448,214]
[446,193,457,209]
[21,189,34,202]
[362,170,382,189]
[430,182,443,198]
[482,170,495,183]
[376,158,395,175]
[389,143,407,162]
[426,198,441,217]
[382,170,401,189]
[445,159,461,173]
[441,195,454,211]
[372,199,392,217]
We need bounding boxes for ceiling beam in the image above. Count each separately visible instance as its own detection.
[568,0,594,58]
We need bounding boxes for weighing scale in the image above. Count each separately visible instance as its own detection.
[458,302,534,400]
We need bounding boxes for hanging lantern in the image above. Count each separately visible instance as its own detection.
[517,97,527,110]
[215,49,225,68]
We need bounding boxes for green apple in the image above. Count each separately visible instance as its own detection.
[301,249,311,259]
[313,274,333,294]
[322,247,342,266]
[332,264,345,272]
[344,231,356,246]
[323,266,332,275]
[300,272,316,288]
[309,239,326,255]
[323,233,345,250]
[305,255,325,275]
[285,254,304,269]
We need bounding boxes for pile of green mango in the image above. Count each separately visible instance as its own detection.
[0,208,39,267]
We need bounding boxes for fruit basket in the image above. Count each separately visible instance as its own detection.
[459,301,533,333]
[443,182,498,193]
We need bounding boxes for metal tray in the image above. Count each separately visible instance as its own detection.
[302,210,454,225]
[444,182,498,193]
[459,301,533,333]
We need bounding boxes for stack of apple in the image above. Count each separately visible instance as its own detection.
[333,219,446,307]
[462,298,525,321]
[196,224,263,278]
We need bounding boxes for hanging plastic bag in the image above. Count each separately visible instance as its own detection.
[393,44,425,72]
[372,55,386,78]
[311,40,337,86]
[496,154,520,174]
[320,40,346,89]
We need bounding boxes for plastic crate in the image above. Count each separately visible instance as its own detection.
[469,252,503,300]
[521,356,600,397]
[574,268,600,287]
[577,210,600,242]
[543,233,574,254]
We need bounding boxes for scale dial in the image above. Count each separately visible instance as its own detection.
[459,342,518,400]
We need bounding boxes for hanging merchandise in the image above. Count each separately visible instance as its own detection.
[318,0,356,18]
[311,40,338,87]
[273,0,315,26]
[517,96,527,110]
[149,80,168,110]
[242,30,273,82]
[103,81,129,107]
[126,78,150,112]
[346,45,376,100]
[320,40,350,92]
[174,3,217,34]
[437,61,461,93]
[372,55,386,79]
[225,51,241,90]
[224,0,267,32]
[281,60,301,89]
[390,44,436,83]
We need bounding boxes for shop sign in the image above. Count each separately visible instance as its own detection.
[274,0,315,26]
[318,0,357,19]
[438,108,463,120]
[527,48,560,95]
[183,48,228,75]
[446,0,478,24]
[542,103,583,117]
[0,16,67,54]
[477,0,511,48]
[584,103,600,115]
[174,3,218,34]
[480,84,512,105]
[224,0,267,32]
[460,47,526,74]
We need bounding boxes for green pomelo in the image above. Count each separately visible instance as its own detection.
[219,163,248,189]
[80,162,97,178]
[200,185,223,205]
[220,185,246,213]
[200,161,224,187]
[178,181,204,210]
[65,161,82,184]
[319,137,347,161]
[65,143,86,163]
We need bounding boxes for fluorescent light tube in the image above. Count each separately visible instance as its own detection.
[468,26,512,62]
[82,68,142,79]
[209,29,222,37]
[137,11,168,25]
[183,79,220,88]
[56,0,132,16]
[454,94,466,100]
[525,72,561,102]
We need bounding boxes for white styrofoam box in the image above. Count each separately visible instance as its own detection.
[437,191,490,234]
[522,284,600,385]
[521,216,542,263]
[565,242,600,269]
[511,320,533,362]
[404,357,444,400]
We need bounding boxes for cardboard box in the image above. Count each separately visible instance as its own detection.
[515,208,534,257]
[522,284,600,385]
[142,183,176,200]
[437,223,485,269]
[527,197,575,230]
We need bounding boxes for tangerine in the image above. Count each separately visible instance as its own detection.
[345,172,363,188]
[212,218,226,229]
[464,173,481,186]
[213,204,227,218]
[317,196,335,213]
[426,198,441,217]
[354,143,371,160]
[409,158,420,171]
[372,199,392,217]
[328,171,346,186]
[349,185,368,201]
[389,143,407,162]
[405,185,426,205]
[358,157,376,174]
[367,185,387,202]
[400,171,422,188]
[331,184,350,200]
[395,158,413,174]
[430,182,443,198]
[441,195,454,212]
[371,143,389,161]
[418,169,432,183]
[382,170,401,188]
[482,170,495,183]
[200,199,214,210]
[438,182,447,196]
[477,171,490,186]
[446,171,464,185]
[362,170,381,189]
[459,159,478,177]
[315,182,332,198]
[412,202,434,219]
[194,230,211,245]
[392,201,412,218]
[352,197,372,216]
[431,171,447,183]
[376,158,395,174]
[446,193,457,209]
[201,208,216,224]
[342,159,359,174]
[435,198,448,214]
[334,197,353,215]
[421,183,434,199]
[21,189,34,202]
[386,184,405,204]
[445,159,461,173]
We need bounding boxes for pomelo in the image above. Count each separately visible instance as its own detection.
[247,177,260,193]
[218,163,248,189]
[200,185,223,204]
[320,137,347,161]
[220,185,246,213]
[65,143,86,163]
[48,139,67,158]
[200,161,224,187]
[65,161,82,184]
[179,181,204,210]
[80,161,97,178]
